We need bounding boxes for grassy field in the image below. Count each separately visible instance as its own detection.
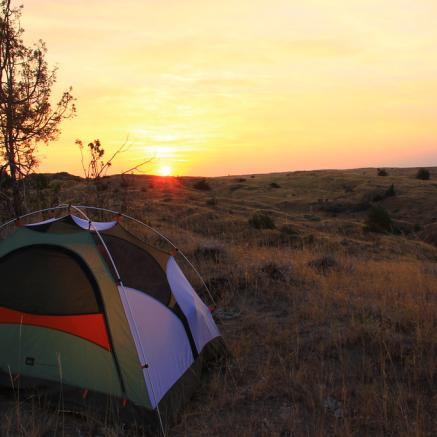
[0,167,436,436]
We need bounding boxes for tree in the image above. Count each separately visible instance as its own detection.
[0,0,75,215]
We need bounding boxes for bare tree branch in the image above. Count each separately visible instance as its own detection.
[121,157,154,175]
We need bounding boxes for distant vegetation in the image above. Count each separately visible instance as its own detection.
[365,205,393,233]
[0,168,436,436]
[248,210,276,229]
[416,167,430,180]
[193,179,212,191]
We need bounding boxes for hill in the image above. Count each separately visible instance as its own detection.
[0,167,436,436]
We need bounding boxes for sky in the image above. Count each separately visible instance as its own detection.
[19,0,437,176]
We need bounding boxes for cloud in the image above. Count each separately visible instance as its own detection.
[277,38,361,58]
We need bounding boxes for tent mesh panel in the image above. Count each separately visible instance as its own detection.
[96,235,172,306]
[0,245,101,315]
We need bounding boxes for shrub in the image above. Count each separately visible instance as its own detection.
[248,211,275,229]
[377,168,388,176]
[279,224,299,236]
[365,206,393,233]
[320,202,349,214]
[416,168,430,180]
[385,183,396,197]
[351,201,371,212]
[308,255,338,274]
[28,173,50,190]
[120,176,132,188]
[0,171,12,189]
[343,183,354,193]
[261,262,288,282]
[206,197,217,207]
[269,182,281,188]
[229,184,243,192]
[303,234,315,245]
[193,179,211,191]
[194,243,226,263]
[96,181,109,192]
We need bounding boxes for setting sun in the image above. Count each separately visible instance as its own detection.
[158,165,172,177]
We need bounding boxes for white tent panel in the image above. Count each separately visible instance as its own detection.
[118,286,194,408]
[166,257,220,354]
[26,216,63,227]
[71,215,117,231]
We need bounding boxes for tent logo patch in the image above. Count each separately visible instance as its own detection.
[25,357,35,366]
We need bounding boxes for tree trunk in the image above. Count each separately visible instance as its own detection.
[10,173,22,216]
[9,158,23,217]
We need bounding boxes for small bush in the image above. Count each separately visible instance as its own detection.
[31,173,50,190]
[206,197,217,207]
[261,262,288,282]
[269,182,281,188]
[385,183,396,197]
[229,184,243,192]
[303,234,315,245]
[0,171,12,189]
[416,168,430,180]
[377,168,388,176]
[308,255,338,274]
[28,173,50,190]
[120,177,132,188]
[279,224,299,236]
[235,178,246,183]
[351,201,371,212]
[193,179,211,191]
[343,183,354,193]
[365,206,393,233]
[96,181,109,192]
[194,244,226,263]
[303,214,321,221]
[320,202,349,214]
[248,211,275,229]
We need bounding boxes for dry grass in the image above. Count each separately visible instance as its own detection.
[0,168,436,436]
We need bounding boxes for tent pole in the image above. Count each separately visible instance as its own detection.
[0,205,68,233]
[1,203,215,306]
[59,204,216,307]
[68,205,166,437]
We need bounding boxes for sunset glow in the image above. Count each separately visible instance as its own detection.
[19,0,437,176]
[159,166,172,177]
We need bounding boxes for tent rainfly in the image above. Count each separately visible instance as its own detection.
[0,208,222,429]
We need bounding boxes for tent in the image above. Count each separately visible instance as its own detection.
[0,207,222,429]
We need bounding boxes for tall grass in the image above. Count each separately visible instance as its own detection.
[0,171,436,436]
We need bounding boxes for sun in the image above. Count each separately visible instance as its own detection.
[158,165,172,176]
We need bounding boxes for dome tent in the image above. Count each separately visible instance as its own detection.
[0,206,222,431]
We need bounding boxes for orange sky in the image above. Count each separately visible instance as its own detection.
[21,0,437,176]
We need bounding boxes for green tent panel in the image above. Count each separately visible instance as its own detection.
[0,213,222,422]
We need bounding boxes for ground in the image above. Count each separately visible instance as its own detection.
[0,167,436,436]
